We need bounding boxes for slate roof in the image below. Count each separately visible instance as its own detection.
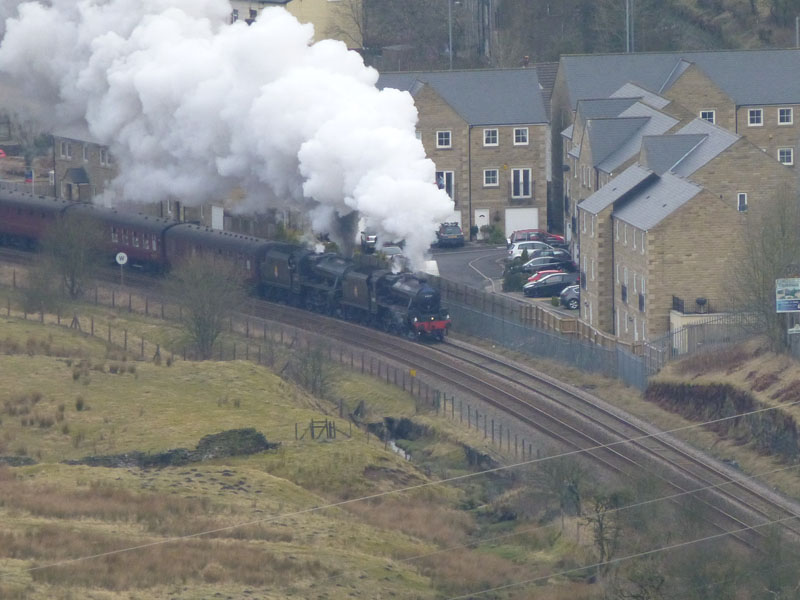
[669,119,738,176]
[378,69,548,125]
[614,171,703,231]
[578,164,656,215]
[597,102,679,173]
[610,83,671,110]
[587,117,650,168]
[576,98,638,121]
[640,134,707,175]
[560,49,800,110]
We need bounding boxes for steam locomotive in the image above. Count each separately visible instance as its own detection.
[0,184,451,340]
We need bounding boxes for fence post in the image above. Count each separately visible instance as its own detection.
[90,317,94,337]
[128,293,132,312]
[467,405,471,428]
[108,323,111,343]
[145,297,149,316]
[124,329,127,351]
[246,319,250,338]
[12,268,15,289]
[95,286,98,305]
[112,290,115,308]
[161,302,165,319]
[141,337,144,358]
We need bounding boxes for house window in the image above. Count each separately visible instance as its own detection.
[591,258,595,281]
[632,228,636,249]
[633,272,637,293]
[82,145,89,162]
[615,220,619,240]
[511,168,532,198]
[737,192,748,212]
[483,129,498,146]
[231,8,238,23]
[748,108,763,126]
[483,169,498,187]
[591,215,595,237]
[623,266,628,286]
[624,224,627,245]
[641,231,645,254]
[700,110,715,124]
[100,149,111,166]
[436,131,452,149]
[415,130,421,140]
[60,141,72,159]
[436,170,454,198]
[513,127,529,145]
[779,148,794,165]
[779,108,793,125]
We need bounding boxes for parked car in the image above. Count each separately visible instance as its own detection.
[523,272,580,298]
[560,284,580,310]
[436,222,465,247]
[507,229,567,249]
[527,269,566,283]
[507,240,553,261]
[528,248,571,260]
[361,231,377,253]
[521,256,578,274]
[381,245,408,271]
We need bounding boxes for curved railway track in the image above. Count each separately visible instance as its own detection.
[3,249,800,550]
[251,301,800,549]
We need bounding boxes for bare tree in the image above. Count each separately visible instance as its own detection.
[532,455,587,528]
[726,184,800,352]
[326,0,366,49]
[3,111,51,169]
[39,212,103,299]
[165,256,246,360]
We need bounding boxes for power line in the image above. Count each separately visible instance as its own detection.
[14,395,800,575]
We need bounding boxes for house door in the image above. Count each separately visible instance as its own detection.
[474,209,490,240]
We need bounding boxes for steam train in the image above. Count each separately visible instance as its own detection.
[0,184,451,340]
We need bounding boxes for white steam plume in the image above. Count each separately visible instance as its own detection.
[0,0,454,265]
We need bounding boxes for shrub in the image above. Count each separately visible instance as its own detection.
[75,397,85,412]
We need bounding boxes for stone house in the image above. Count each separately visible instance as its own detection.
[562,84,685,253]
[577,118,795,342]
[378,69,549,237]
[52,129,117,203]
[552,49,800,235]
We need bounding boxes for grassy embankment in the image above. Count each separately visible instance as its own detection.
[0,282,602,600]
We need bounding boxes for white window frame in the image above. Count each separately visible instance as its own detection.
[483,128,498,147]
[591,215,595,237]
[483,169,499,187]
[779,148,794,165]
[511,168,532,198]
[633,272,637,293]
[582,210,586,233]
[700,110,715,124]
[591,258,595,281]
[82,145,89,162]
[748,108,763,127]
[615,220,619,240]
[415,130,422,140]
[616,262,619,283]
[624,224,628,245]
[436,130,452,149]
[737,192,748,212]
[623,266,628,286]
[632,227,636,249]
[436,170,454,198]
[779,107,793,125]
[641,231,645,254]
[513,127,529,146]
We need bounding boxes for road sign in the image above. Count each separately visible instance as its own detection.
[116,252,128,266]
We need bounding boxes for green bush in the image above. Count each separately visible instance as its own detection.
[503,271,528,292]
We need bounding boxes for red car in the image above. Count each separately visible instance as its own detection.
[527,269,564,283]
[507,229,566,248]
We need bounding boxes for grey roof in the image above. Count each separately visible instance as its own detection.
[577,97,638,121]
[578,164,655,214]
[597,102,679,172]
[378,69,548,125]
[534,61,560,118]
[669,118,738,176]
[562,124,574,140]
[640,134,707,175]
[560,49,800,110]
[614,171,703,230]
[610,82,671,110]
[587,117,649,167]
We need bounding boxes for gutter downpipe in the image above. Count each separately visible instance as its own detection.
[468,125,473,236]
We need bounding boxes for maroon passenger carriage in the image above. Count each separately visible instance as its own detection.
[0,184,71,249]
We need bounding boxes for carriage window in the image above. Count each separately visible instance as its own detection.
[111,227,118,242]
[133,232,140,247]
[152,238,157,252]
[144,236,150,250]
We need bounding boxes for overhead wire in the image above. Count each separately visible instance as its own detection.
[10,393,800,576]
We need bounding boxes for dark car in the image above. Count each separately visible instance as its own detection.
[523,272,580,298]
[528,248,571,260]
[560,284,580,310]
[507,229,567,249]
[521,256,577,275]
[436,222,465,247]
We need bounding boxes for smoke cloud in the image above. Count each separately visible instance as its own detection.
[0,0,454,264]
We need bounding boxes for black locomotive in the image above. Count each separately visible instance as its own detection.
[0,184,451,340]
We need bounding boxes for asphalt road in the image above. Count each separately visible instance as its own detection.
[429,243,507,292]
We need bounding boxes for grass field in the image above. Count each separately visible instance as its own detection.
[0,300,598,600]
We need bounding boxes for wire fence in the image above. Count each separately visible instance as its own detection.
[0,275,544,462]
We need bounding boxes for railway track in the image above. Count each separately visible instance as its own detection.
[250,301,800,549]
[3,249,800,550]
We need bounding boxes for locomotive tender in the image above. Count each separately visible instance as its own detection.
[0,184,451,341]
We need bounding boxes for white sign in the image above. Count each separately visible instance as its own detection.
[116,252,128,266]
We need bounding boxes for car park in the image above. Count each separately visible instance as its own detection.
[507,240,553,261]
[523,272,580,298]
[560,284,580,310]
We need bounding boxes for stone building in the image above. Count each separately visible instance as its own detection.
[577,118,796,342]
[378,68,549,237]
[551,49,800,235]
[52,129,117,203]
